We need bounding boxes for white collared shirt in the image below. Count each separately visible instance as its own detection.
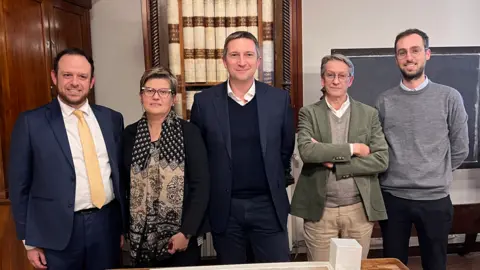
[58,97,114,211]
[227,80,256,106]
[325,95,351,118]
[400,76,429,91]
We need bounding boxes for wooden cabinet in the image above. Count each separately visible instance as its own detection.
[0,0,53,184]
[50,1,89,52]
[0,0,92,269]
[0,0,92,199]
[0,200,34,270]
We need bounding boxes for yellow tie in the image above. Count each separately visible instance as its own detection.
[73,110,106,208]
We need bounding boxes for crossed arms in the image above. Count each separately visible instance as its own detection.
[297,107,389,179]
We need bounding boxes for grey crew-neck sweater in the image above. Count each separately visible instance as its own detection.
[375,81,469,200]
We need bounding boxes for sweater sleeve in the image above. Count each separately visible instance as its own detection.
[447,90,469,170]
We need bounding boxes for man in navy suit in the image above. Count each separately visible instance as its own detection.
[8,48,126,270]
[190,31,295,264]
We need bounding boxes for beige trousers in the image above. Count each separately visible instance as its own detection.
[303,202,374,261]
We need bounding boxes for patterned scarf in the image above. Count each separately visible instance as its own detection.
[129,110,185,264]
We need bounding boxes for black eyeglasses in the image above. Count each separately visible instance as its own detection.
[141,87,172,98]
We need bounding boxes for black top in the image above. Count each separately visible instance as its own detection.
[228,97,269,198]
[122,118,210,236]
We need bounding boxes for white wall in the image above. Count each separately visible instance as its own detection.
[91,0,145,126]
[296,0,480,249]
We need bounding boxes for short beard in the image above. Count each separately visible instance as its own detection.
[58,91,88,107]
[400,65,425,81]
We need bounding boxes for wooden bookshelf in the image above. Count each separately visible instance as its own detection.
[184,82,222,87]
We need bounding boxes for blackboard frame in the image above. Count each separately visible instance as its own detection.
[330,47,480,169]
[332,47,480,56]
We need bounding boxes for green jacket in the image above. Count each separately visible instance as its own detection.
[291,98,388,222]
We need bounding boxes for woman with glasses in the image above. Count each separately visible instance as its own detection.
[121,67,210,267]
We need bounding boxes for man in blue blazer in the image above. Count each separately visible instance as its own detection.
[190,31,295,264]
[8,48,126,270]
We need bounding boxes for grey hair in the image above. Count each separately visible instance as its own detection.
[320,54,354,98]
[320,54,355,77]
[222,31,261,59]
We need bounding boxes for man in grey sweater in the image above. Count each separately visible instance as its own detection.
[375,28,469,270]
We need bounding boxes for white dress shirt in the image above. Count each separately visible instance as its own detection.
[325,95,351,118]
[325,95,354,155]
[227,80,256,106]
[58,97,115,211]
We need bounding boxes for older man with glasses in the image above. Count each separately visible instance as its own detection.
[291,53,389,261]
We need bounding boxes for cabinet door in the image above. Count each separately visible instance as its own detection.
[48,0,94,102]
[0,0,53,193]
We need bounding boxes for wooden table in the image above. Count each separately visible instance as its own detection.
[362,258,408,269]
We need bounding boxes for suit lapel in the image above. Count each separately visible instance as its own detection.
[315,99,332,143]
[46,99,74,170]
[255,82,268,156]
[348,99,360,142]
[91,105,117,170]
[213,82,232,159]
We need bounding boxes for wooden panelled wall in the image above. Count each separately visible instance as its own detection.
[0,0,93,269]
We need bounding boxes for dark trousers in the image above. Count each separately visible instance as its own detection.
[133,238,201,268]
[379,192,453,270]
[212,195,290,264]
[43,201,122,270]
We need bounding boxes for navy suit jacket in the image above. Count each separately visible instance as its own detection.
[190,81,295,233]
[8,98,126,251]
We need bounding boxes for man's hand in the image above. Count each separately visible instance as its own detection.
[323,162,334,168]
[352,143,370,157]
[311,138,318,143]
[120,235,124,249]
[168,232,190,254]
[27,248,47,269]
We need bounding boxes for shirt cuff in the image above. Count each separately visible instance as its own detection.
[349,144,354,156]
[22,240,36,250]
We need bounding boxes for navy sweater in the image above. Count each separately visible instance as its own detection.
[228,97,269,198]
